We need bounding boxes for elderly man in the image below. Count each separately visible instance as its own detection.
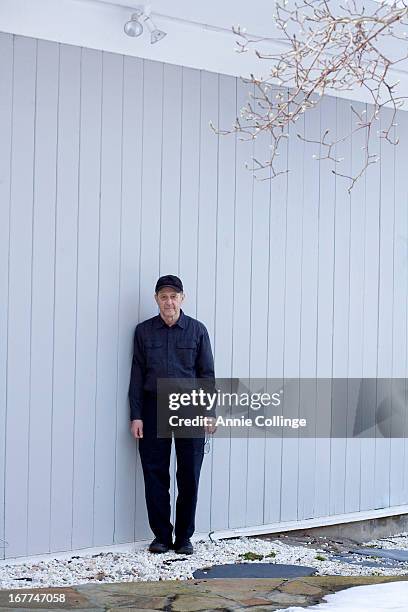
[129,275,215,555]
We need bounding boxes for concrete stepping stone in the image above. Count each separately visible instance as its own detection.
[192,562,317,579]
[330,548,408,569]
[330,553,388,568]
[353,548,408,562]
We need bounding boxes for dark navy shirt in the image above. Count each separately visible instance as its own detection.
[128,310,215,421]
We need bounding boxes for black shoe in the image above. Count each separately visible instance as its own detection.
[148,538,171,553]
[174,539,194,555]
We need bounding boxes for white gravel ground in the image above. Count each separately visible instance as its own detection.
[1,534,408,590]
[364,533,408,550]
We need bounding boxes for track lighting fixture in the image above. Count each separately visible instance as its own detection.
[124,6,167,44]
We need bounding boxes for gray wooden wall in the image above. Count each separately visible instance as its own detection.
[1,32,408,560]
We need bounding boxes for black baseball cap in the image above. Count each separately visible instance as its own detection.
[155,274,183,293]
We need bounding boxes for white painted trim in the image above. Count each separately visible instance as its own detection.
[210,505,408,540]
[2,505,407,565]
[0,0,281,81]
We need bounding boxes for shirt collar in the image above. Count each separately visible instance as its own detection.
[155,309,185,329]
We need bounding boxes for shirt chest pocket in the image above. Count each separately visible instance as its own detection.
[145,341,163,365]
[176,342,197,368]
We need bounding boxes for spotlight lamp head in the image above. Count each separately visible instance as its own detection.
[124,7,144,38]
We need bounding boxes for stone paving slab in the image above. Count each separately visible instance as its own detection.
[300,575,408,588]
[1,575,408,611]
[193,563,317,579]
[0,587,93,610]
[2,609,102,612]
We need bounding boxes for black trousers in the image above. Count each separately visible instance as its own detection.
[138,394,205,544]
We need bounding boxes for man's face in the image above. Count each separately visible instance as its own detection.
[155,287,184,320]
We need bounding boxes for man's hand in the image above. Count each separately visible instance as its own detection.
[130,419,143,439]
[204,416,217,434]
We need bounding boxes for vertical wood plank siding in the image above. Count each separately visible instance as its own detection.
[1,32,408,559]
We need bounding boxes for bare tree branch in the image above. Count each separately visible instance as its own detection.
[218,0,408,191]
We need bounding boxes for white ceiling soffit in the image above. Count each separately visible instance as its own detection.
[1,0,408,107]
